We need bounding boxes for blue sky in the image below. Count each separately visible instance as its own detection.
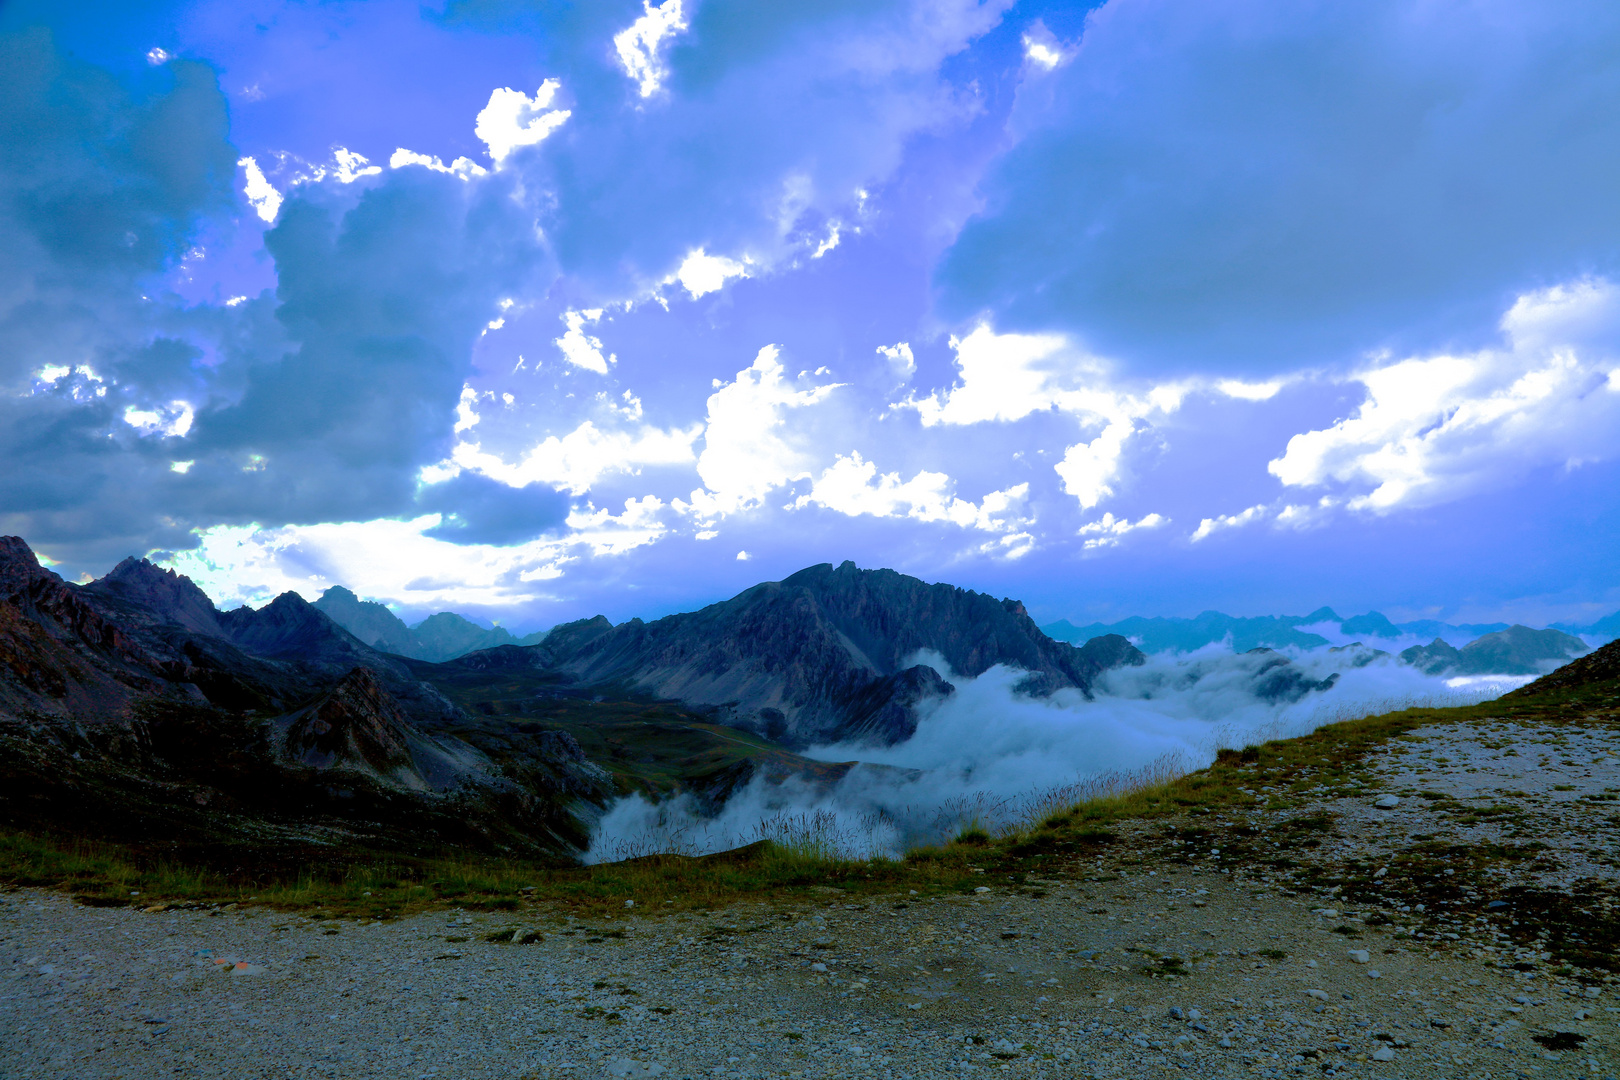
[4,0,1620,632]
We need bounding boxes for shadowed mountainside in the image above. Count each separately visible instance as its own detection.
[0,538,610,861]
[1508,635,1620,697]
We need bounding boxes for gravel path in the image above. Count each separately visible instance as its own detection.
[4,718,1618,1080]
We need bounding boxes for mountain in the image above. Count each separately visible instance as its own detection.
[1552,610,1620,643]
[444,560,1146,748]
[1398,625,1590,676]
[0,538,611,859]
[309,586,417,655]
[312,586,543,662]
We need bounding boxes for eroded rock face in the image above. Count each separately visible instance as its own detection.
[502,561,1147,747]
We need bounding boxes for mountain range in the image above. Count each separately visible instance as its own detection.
[311,586,543,662]
[1042,607,1613,656]
[0,540,1153,859]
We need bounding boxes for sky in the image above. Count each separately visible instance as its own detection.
[3,0,1620,634]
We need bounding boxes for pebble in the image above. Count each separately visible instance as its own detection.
[1373,794,1401,809]
[1347,949,1370,963]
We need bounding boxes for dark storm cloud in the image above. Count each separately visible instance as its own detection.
[0,25,556,572]
[935,0,1620,372]
[418,472,570,546]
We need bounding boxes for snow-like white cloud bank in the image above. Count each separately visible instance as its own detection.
[585,644,1518,862]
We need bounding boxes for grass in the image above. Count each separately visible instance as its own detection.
[3,678,1614,920]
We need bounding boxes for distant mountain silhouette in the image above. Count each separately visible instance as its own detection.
[1042,608,1346,653]
[1399,625,1590,676]
[1040,607,1584,659]
[312,585,542,662]
[446,560,1146,747]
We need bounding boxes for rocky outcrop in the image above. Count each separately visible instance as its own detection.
[1508,636,1620,697]
[467,561,1146,747]
[1244,648,1340,702]
[278,667,489,792]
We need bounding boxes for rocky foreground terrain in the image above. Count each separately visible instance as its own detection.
[4,702,1617,1079]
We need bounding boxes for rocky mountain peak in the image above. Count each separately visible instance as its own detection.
[88,557,225,637]
[0,535,57,597]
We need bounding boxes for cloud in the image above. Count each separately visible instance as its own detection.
[474,80,571,163]
[1269,278,1620,512]
[388,148,487,179]
[518,0,1011,300]
[877,341,915,381]
[937,0,1620,372]
[447,417,702,496]
[685,345,842,518]
[417,471,570,546]
[615,0,688,99]
[239,157,282,222]
[554,308,614,372]
[1078,511,1166,550]
[899,323,1188,510]
[161,500,669,616]
[1191,503,1268,542]
[794,452,1031,534]
[671,248,749,299]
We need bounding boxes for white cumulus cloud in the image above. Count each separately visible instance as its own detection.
[475,80,571,163]
[1191,504,1268,542]
[672,249,750,299]
[1078,511,1167,550]
[684,346,842,519]
[238,157,282,223]
[555,309,614,373]
[389,148,487,179]
[900,323,1189,510]
[449,418,702,496]
[794,452,1031,534]
[614,0,688,99]
[1270,278,1620,512]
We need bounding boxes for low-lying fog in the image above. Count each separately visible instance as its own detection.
[584,643,1534,863]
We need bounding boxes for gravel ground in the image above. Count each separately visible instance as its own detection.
[3,718,1618,1080]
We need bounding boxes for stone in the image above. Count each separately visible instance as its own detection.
[1374,794,1401,809]
[1306,989,1329,1001]
[809,963,827,973]
[1367,969,1382,979]
[973,886,991,894]
[1347,950,1371,964]
[1371,1046,1395,1062]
